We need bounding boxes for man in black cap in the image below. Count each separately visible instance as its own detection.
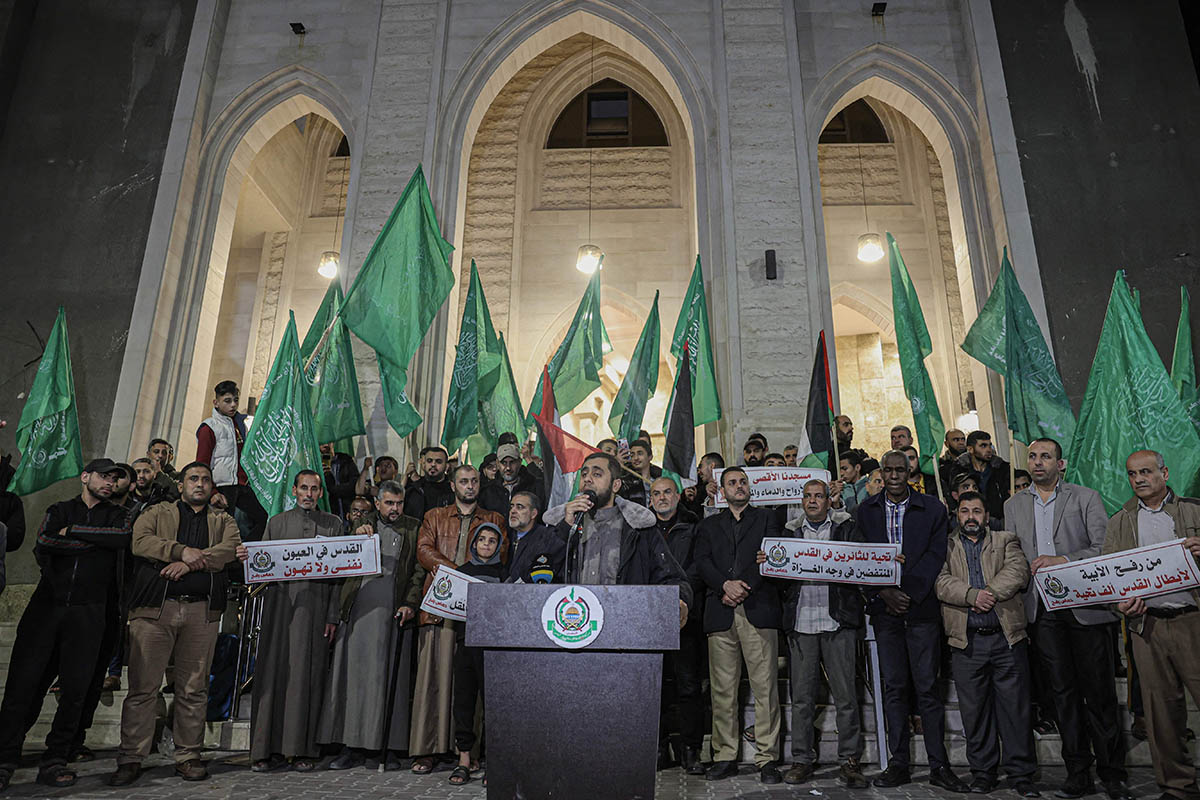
[0,459,131,790]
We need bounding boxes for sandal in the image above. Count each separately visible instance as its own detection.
[448,765,471,785]
[251,754,287,772]
[290,758,317,772]
[411,757,434,774]
[36,764,77,788]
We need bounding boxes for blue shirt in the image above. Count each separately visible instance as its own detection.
[961,530,1001,630]
[885,494,910,544]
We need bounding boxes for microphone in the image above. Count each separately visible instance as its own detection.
[565,489,597,583]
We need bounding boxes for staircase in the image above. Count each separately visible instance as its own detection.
[2,623,1196,765]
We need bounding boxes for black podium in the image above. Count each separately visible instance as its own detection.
[465,583,680,799]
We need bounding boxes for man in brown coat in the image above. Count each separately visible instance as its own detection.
[936,491,1037,797]
[1103,450,1200,800]
[108,462,241,786]
[409,464,506,773]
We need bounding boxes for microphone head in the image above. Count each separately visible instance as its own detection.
[581,489,598,503]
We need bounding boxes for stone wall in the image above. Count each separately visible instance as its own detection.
[835,332,914,460]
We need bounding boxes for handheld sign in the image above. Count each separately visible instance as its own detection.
[420,565,483,622]
[244,534,381,584]
[713,467,831,507]
[759,538,901,585]
[1034,540,1200,610]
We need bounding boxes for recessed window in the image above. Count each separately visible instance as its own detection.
[819,99,889,144]
[547,79,668,148]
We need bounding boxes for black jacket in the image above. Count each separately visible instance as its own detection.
[506,522,566,583]
[857,489,948,621]
[953,452,1011,521]
[693,504,783,634]
[324,452,360,518]
[544,497,692,608]
[403,476,455,521]
[33,496,131,605]
[654,507,705,626]
[617,464,662,507]
[780,515,866,630]
[480,465,544,516]
[0,491,24,552]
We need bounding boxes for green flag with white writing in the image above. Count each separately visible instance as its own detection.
[301,282,365,447]
[342,165,455,369]
[1170,286,1200,435]
[243,313,326,517]
[377,353,424,438]
[670,257,721,426]
[442,261,504,453]
[1068,272,1200,514]
[526,271,609,421]
[609,291,660,442]
[10,307,84,495]
[887,234,945,475]
[961,248,1076,451]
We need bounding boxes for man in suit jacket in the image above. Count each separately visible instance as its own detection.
[859,451,968,792]
[1004,438,1131,800]
[693,467,783,784]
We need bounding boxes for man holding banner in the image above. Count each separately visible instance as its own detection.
[1004,439,1130,800]
[1102,450,1200,800]
[244,470,343,773]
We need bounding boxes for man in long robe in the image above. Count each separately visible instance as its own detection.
[319,480,425,767]
[239,470,342,772]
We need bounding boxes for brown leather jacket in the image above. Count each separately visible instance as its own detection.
[416,503,507,625]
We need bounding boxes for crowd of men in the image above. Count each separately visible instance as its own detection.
[0,379,1197,800]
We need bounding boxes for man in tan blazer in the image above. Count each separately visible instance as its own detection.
[1003,438,1130,800]
[1103,450,1200,800]
[937,491,1036,796]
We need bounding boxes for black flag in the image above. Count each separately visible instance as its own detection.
[663,343,697,488]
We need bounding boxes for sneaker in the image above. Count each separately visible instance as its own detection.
[784,763,814,785]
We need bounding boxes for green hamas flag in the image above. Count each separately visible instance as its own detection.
[11,307,83,495]
[1170,286,1200,435]
[526,270,609,421]
[609,291,660,442]
[670,257,721,426]
[301,282,365,447]
[442,261,504,453]
[377,352,423,438]
[961,248,1076,451]
[468,332,526,464]
[1068,272,1200,514]
[243,313,325,517]
[887,234,945,475]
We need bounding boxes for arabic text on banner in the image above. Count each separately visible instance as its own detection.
[419,565,482,622]
[1034,540,1200,610]
[758,537,901,585]
[243,534,381,584]
[712,467,832,507]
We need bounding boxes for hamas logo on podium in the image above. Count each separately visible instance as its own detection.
[541,586,604,649]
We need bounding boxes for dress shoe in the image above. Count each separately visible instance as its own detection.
[930,766,971,793]
[176,759,208,782]
[970,775,999,793]
[1012,779,1042,797]
[760,762,782,785]
[656,744,676,771]
[102,675,121,691]
[1103,780,1135,800]
[107,763,142,787]
[839,758,869,789]
[1131,716,1148,741]
[681,746,704,775]
[706,760,738,781]
[874,765,912,788]
[784,762,814,785]
[1055,776,1097,798]
[329,751,365,770]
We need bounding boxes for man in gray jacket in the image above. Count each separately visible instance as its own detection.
[1004,438,1130,800]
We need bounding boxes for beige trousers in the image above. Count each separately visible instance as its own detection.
[707,605,781,766]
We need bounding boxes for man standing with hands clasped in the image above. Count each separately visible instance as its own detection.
[858,450,968,792]
[1005,438,1131,800]
[1103,450,1200,800]
[692,466,783,785]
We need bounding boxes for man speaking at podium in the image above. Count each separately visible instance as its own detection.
[544,452,692,625]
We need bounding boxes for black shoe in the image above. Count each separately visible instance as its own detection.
[681,746,704,775]
[107,763,141,787]
[970,775,998,794]
[656,744,676,771]
[785,762,815,785]
[760,762,782,785]
[1012,779,1042,797]
[706,760,738,781]
[1055,777,1097,799]
[1103,781,1135,800]
[874,765,912,788]
[328,752,365,770]
[930,766,971,793]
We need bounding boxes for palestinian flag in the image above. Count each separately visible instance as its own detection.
[796,331,835,469]
[662,343,697,489]
[532,366,599,508]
